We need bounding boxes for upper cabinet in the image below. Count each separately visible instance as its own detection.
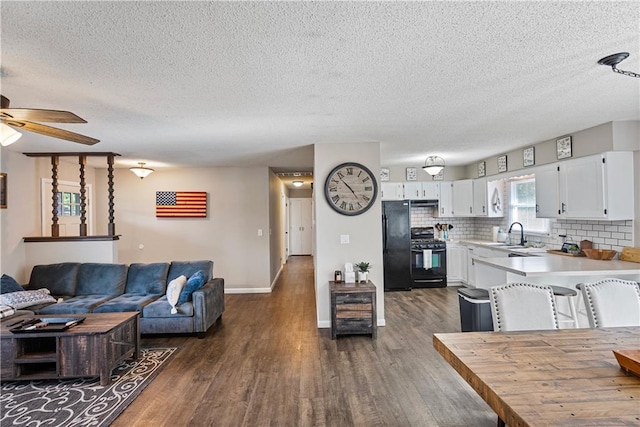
[535,151,634,221]
[452,179,474,217]
[436,182,454,217]
[473,178,505,218]
[404,182,440,200]
[380,182,405,201]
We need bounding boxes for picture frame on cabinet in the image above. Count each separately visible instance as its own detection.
[380,168,390,182]
[406,167,417,181]
[432,169,444,181]
[478,161,486,177]
[497,155,508,173]
[556,136,572,159]
[523,146,535,167]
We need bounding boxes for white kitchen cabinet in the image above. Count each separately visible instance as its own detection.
[535,151,634,220]
[474,178,505,217]
[381,182,404,201]
[535,163,561,218]
[404,182,440,200]
[446,243,467,283]
[453,179,474,217]
[435,182,454,217]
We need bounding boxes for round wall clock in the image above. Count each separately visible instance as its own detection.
[324,162,378,216]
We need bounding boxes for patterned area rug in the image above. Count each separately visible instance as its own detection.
[1,347,177,427]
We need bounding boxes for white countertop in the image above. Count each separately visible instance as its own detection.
[473,255,640,277]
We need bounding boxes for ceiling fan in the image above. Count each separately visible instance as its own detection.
[0,95,99,145]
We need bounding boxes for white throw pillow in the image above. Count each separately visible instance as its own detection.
[0,288,56,310]
[166,275,187,314]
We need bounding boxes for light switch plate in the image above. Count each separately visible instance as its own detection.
[340,234,350,244]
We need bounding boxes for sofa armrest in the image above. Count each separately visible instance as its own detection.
[192,277,225,333]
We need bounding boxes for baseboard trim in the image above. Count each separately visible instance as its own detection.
[225,288,272,294]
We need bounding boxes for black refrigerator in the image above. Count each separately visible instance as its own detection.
[382,201,412,291]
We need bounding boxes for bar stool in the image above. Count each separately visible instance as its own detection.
[550,285,579,328]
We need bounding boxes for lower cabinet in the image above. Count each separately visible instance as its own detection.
[446,243,467,283]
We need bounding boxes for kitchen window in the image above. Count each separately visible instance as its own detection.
[509,177,550,235]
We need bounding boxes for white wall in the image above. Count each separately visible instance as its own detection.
[95,166,274,292]
[314,142,385,328]
[0,150,39,281]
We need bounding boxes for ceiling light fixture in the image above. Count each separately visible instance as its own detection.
[0,123,22,146]
[422,155,446,176]
[292,180,304,187]
[598,52,640,78]
[130,162,155,179]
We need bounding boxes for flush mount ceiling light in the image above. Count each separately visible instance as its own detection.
[292,180,304,187]
[598,52,640,78]
[130,162,155,179]
[0,122,22,146]
[422,155,446,176]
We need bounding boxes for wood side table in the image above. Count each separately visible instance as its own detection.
[330,280,377,339]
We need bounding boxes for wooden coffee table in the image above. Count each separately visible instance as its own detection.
[1,312,140,385]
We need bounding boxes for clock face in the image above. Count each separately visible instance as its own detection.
[324,162,378,216]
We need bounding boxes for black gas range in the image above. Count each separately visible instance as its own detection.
[410,227,447,288]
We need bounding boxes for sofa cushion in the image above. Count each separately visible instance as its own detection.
[167,276,187,314]
[93,294,162,313]
[177,270,205,305]
[37,295,116,314]
[1,274,24,294]
[125,263,170,295]
[168,260,213,283]
[0,289,56,309]
[76,263,127,296]
[27,263,80,296]
[143,298,194,318]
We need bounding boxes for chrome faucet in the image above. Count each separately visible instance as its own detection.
[508,222,527,246]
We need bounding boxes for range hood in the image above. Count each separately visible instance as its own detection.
[410,199,438,207]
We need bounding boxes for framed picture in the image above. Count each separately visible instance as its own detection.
[497,155,508,173]
[556,136,572,159]
[432,169,444,181]
[478,161,486,177]
[406,167,417,181]
[0,173,6,209]
[523,146,535,167]
[380,168,390,182]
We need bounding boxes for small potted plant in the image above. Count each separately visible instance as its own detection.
[354,262,371,283]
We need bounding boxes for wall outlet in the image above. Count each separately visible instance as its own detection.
[258,229,263,236]
[340,234,350,244]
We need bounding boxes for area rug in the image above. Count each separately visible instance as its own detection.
[1,347,178,427]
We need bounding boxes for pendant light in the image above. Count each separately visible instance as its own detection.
[422,156,446,176]
[130,162,154,179]
[598,52,640,78]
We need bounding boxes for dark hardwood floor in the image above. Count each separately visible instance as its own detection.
[113,256,495,426]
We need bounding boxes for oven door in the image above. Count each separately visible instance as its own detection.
[411,248,447,287]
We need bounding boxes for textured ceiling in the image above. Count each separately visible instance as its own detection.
[1,1,638,171]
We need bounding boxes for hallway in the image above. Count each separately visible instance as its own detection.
[115,256,495,426]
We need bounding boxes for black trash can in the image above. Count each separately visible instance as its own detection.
[458,287,494,332]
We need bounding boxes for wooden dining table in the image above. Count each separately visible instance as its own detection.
[433,327,640,427]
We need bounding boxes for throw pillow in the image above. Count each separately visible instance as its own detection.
[1,274,24,294]
[177,270,206,305]
[166,275,187,314]
[0,289,56,309]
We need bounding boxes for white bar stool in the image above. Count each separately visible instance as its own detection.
[550,285,579,328]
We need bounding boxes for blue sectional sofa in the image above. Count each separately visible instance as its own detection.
[22,260,224,338]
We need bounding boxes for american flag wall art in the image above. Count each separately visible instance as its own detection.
[156,191,207,218]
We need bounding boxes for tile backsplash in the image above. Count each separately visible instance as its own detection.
[411,206,634,252]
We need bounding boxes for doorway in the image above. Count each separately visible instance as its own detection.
[289,198,312,255]
[40,179,93,237]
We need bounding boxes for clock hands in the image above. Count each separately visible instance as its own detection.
[340,177,358,199]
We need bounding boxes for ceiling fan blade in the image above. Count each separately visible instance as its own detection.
[3,119,99,145]
[1,108,87,123]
